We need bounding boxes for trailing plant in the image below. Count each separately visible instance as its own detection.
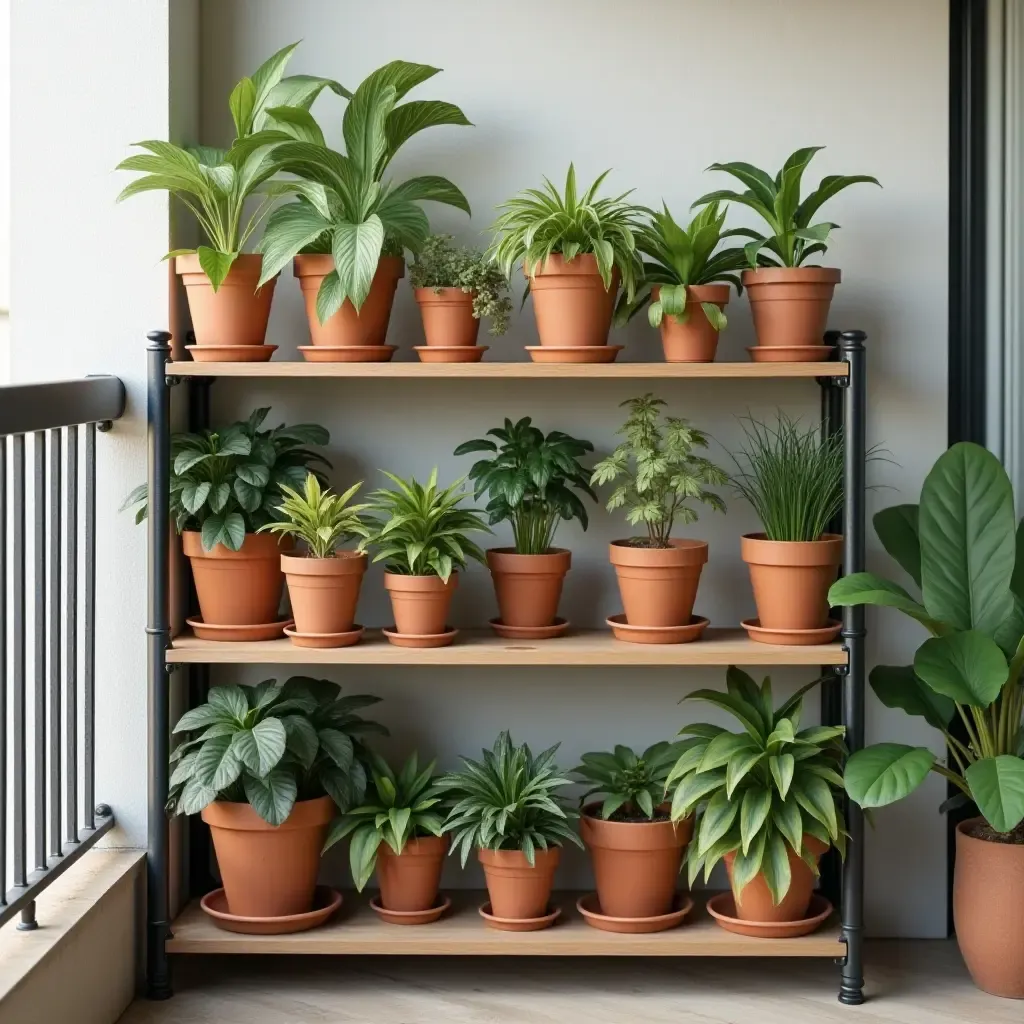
[256,61,472,321]
[116,42,344,289]
[323,752,447,890]
[454,418,596,554]
[590,394,727,547]
[259,472,370,558]
[440,731,583,867]
[691,146,880,269]
[167,677,386,826]
[122,408,330,552]
[489,164,644,300]
[573,742,684,821]
[667,667,847,905]
[410,234,512,335]
[830,442,1024,837]
[361,468,490,581]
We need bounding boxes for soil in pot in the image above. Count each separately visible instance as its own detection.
[478,846,560,920]
[742,267,841,351]
[415,288,480,348]
[609,539,708,630]
[655,284,729,363]
[376,835,448,913]
[281,551,366,635]
[724,835,827,923]
[383,572,457,636]
[528,254,618,348]
[486,548,570,628]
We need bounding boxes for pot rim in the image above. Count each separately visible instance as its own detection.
[175,252,270,279]
[741,266,841,286]
[580,802,693,848]
[652,283,731,304]
[486,547,572,570]
[524,253,622,279]
[201,794,335,832]
[956,815,1024,847]
[183,530,290,560]
[740,532,843,567]
[609,538,709,567]
[281,550,367,576]
[377,833,450,858]
[477,845,561,868]
[414,286,476,303]
[293,253,406,280]
[383,571,459,592]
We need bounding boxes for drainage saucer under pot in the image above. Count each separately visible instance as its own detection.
[370,894,451,926]
[200,886,342,935]
[576,892,693,933]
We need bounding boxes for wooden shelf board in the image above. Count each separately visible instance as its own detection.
[167,890,842,957]
[166,627,847,666]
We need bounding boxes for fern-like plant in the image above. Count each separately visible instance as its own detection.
[259,473,370,558]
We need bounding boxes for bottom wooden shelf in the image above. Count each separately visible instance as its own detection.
[167,890,842,957]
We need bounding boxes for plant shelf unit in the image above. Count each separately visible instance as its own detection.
[145,331,867,1005]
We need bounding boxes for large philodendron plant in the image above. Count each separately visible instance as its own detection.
[830,442,1024,836]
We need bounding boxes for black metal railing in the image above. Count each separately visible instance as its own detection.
[0,375,125,929]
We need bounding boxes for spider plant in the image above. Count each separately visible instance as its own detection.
[259,473,370,558]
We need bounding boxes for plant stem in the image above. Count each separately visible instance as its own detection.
[929,761,971,796]
[956,703,984,759]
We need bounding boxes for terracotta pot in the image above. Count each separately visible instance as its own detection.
[655,284,729,363]
[486,548,570,628]
[383,572,457,636]
[528,254,619,348]
[724,835,828,923]
[376,835,449,913]
[954,818,1024,998]
[202,796,334,919]
[608,539,708,629]
[478,846,560,920]
[580,804,693,919]
[293,254,404,349]
[742,267,841,351]
[415,288,480,348]
[176,253,277,353]
[183,531,289,626]
[281,551,366,635]
[741,533,843,631]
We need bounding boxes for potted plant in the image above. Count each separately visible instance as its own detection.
[409,234,512,362]
[259,473,371,648]
[361,469,490,647]
[168,677,385,929]
[441,731,582,930]
[257,61,471,362]
[573,742,691,927]
[590,395,727,643]
[729,413,844,644]
[617,202,747,363]
[830,441,1024,998]
[489,164,643,362]
[667,668,847,934]
[454,418,596,638]
[122,409,330,639]
[324,752,449,923]
[116,42,343,360]
[692,147,879,361]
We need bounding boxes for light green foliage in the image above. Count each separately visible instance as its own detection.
[667,668,848,906]
[573,742,685,821]
[167,677,386,826]
[260,473,370,558]
[590,394,727,547]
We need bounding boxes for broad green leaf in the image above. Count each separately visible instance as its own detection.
[314,270,346,325]
[761,833,792,906]
[319,728,354,771]
[193,734,242,792]
[263,105,325,146]
[208,685,249,723]
[828,573,945,633]
[913,630,1008,708]
[844,743,934,808]
[769,753,795,799]
[173,703,233,734]
[384,101,471,166]
[257,202,331,284]
[383,175,471,215]
[697,789,738,855]
[243,769,298,826]
[231,718,287,777]
[869,664,954,729]
[739,788,771,853]
[196,247,238,292]
[874,504,921,587]
[332,216,385,312]
[965,756,1024,833]
[229,76,257,137]
[792,775,839,838]
[343,78,396,176]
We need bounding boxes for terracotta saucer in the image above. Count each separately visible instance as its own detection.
[747,345,835,363]
[415,345,488,363]
[525,345,623,364]
[186,617,292,642]
[284,624,364,649]
[186,344,277,363]
[705,892,834,939]
[489,617,570,640]
[741,617,842,646]
[298,345,397,363]
[478,902,562,932]
[576,892,694,934]
[200,886,342,935]
[369,894,451,926]
[606,613,709,645]
[381,626,459,649]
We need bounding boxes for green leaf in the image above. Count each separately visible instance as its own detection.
[844,743,934,808]
[696,789,738,855]
[243,769,298,826]
[700,301,727,332]
[343,77,396,176]
[263,105,325,146]
[384,175,471,216]
[1012,519,1024,603]
[348,824,383,891]
[385,101,472,165]
[314,270,346,325]
[257,202,331,284]
[332,216,385,312]
[828,572,945,633]
[792,775,839,839]
[769,754,795,799]
[869,664,955,729]
[208,685,249,722]
[196,246,238,292]
[739,789,771,853]
[231,718,287,777]
[281,714,319,770]
[173,703,233,734]
[874,504,921,587]
[229,76,257,137]
[913,630,1008,708]
[193,734,242,792]
[965,756,1024,832]
[761,833,792,906]
[318,728,354,771]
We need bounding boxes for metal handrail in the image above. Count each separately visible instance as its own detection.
[0,376,126,435]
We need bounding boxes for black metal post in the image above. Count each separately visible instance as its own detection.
[146,331,173,1000]
[48,429,62,860]
[65,426,78,846]
[84,423,97,831]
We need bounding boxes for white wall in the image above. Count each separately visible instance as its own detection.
[199,0,950,936]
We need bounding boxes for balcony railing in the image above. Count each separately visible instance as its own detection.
[0,376,125,929]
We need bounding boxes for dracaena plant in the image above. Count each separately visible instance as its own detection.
[259,473,370,558]
[256,60,472,322]
[323,752,448,891]
[489,164,644,300]
[167,677,386,826]
[440,731,583,867]
[115,42,344,289]
[667,668,848,905]
[590,394,727,547]
[573,742,685,821]
[692,146,880,269]
[454,418,596,555]
[361,469,490,581]
[121,408,330,552]
[830,442,1024,837]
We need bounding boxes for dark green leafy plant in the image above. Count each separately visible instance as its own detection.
[573,742,684,821]
[667,668,847,905]
[122,408,330,552]
[167,677,386,826]
[590,394,727,547]
[454,418,596,554]
[259,473,370,558]
[440,731,583,867]
[692,146,880,269]
[323,752,447,890]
